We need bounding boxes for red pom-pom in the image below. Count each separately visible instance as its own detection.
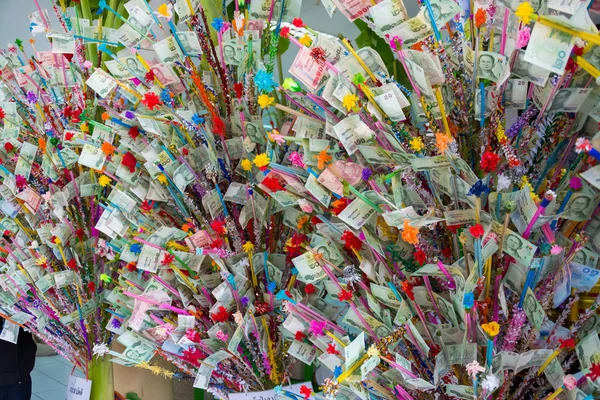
[121,152,137,173]
[469,224,484,238]
[141,92,161,110]
[128,126,140,140]
[304,283,316,295]
[341,230,362,251]
[338,289,353,302]
[401,281,414,300]
[211,219,227,235]
[280,26,291,38]
[211,306,230,323]
[161,253,175,265]
[4,142,14,153]
[299,385,312,399]
[233,82,244,99]
[413,249,427,265]
[480,151,500,173]
[261,175,286,192]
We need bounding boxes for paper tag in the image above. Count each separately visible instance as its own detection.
[66,375,92,400]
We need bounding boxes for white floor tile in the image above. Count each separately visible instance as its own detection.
[35,387,67,400]
[30,370,65,394]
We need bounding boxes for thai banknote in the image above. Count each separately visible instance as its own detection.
[370,0,408,34]
[512,50,551,87]
[523,288,545,330]
[248,0,302,22]
[576,330,600,370]
[331,0,374,21]
[0,320,19,343]
[504,79,527,109]
[524,18,576,74]
[532,85,591,113]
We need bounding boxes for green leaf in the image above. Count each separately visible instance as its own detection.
[278,37,290,56]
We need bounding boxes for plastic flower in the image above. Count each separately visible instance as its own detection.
[309,320,326,337]
[588,363,600,381]
[481,374,500,391]
[241,159,253,171]
[469,224,484,238]
[481,151,500,173]
[279,26,291,38]
[515,2,534,24]
[121,152,137,173]
[254,70,277,93]
[463,292,474,309]
[338,289,353,302]
[341,230,362,251]
[401,220,419,245]
[292,17,305,27]
[516,26,531,49]
[468,180,490,197]
[435,132,453,154]
[142,92,161,110]
[496,174,511,191]
[466,360,485,378]
[409,137,424,152]
[315,147,332,169]
[157,174,168,185]
[242,241,254,253]
[326,343,340,355]
[367,344,380,357]
[93,343,110,357]
[299,385,312,399]
[98,175,112,187]
[413,249,427,265]
[298,34,312,47]
[253,153,271,168]
[101,141,116,156]
[342,93,359,112]
[211,306,230,323]
[211,17,224,32]
[558,338,576,349]
[550,245,562,255]
[156,3,173,20]
[569,176,583,191]
[474,8,487,28]
[481,321,500,337]
[257,94,275,108]
[282,77,301,92]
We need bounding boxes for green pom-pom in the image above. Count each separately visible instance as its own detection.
[352,73,366,86]
[49,137,59,147]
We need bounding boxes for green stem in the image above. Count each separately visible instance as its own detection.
[90,356,114,400]
[79,0,98,67]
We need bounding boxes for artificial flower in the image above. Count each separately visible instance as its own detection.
[409,136,424,152]
[463,292,474,309]
[299,385,312,399]
[481,321,500,337]
[157,174,168,185]
[481,374,500,391]
[282,77,301,92]
[469,224,484,238]
[413,249,427,265]
[156,3,173,19]
[474,8,488,28]
[496,174,511,191]
[254,70,277,93]
[309,320,326,337]
[516,26,531,49]
[569,176,583,190]
[242,241,254,253]
[338,289,353,302]
[101,141,116,156]
[515,2,534,24]
[257,94,275,108]
[342,93,359,112]
[253,153,271,168]
[241,159,253,171]
[315,147,332,169]
[367,345,380,357]
[305,284,315,295]
[142,92,161,110]
[121,152,137,173]
[98,175,112,187]
[435,132,454,154]
[563,375,577,390]
[341,230,362,251]
[401,220,419,245]
[261,175,286,192]
[298,34,312,47]
[465,360,485,378]
[468,180,490,197]
[481,151,500,173]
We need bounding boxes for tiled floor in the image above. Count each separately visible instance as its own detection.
[32,355,84,400]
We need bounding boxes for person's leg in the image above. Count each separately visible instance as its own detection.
[0,383,32,400]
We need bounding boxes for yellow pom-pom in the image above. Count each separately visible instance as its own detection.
[257,94,275,109]
[342,93,359,112]
[98,175,112,187]
[157,174,168,185]
[241,159,253,171]
[515,2,534,24]
[409,137,424,152]
[253,153,271,168]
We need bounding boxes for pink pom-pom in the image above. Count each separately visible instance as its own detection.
[550,245,562,255]
[569,176,583,190]
[289,151,305,168]
[516,27,531,49]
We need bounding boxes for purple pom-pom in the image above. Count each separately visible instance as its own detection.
[362,168,372,181]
